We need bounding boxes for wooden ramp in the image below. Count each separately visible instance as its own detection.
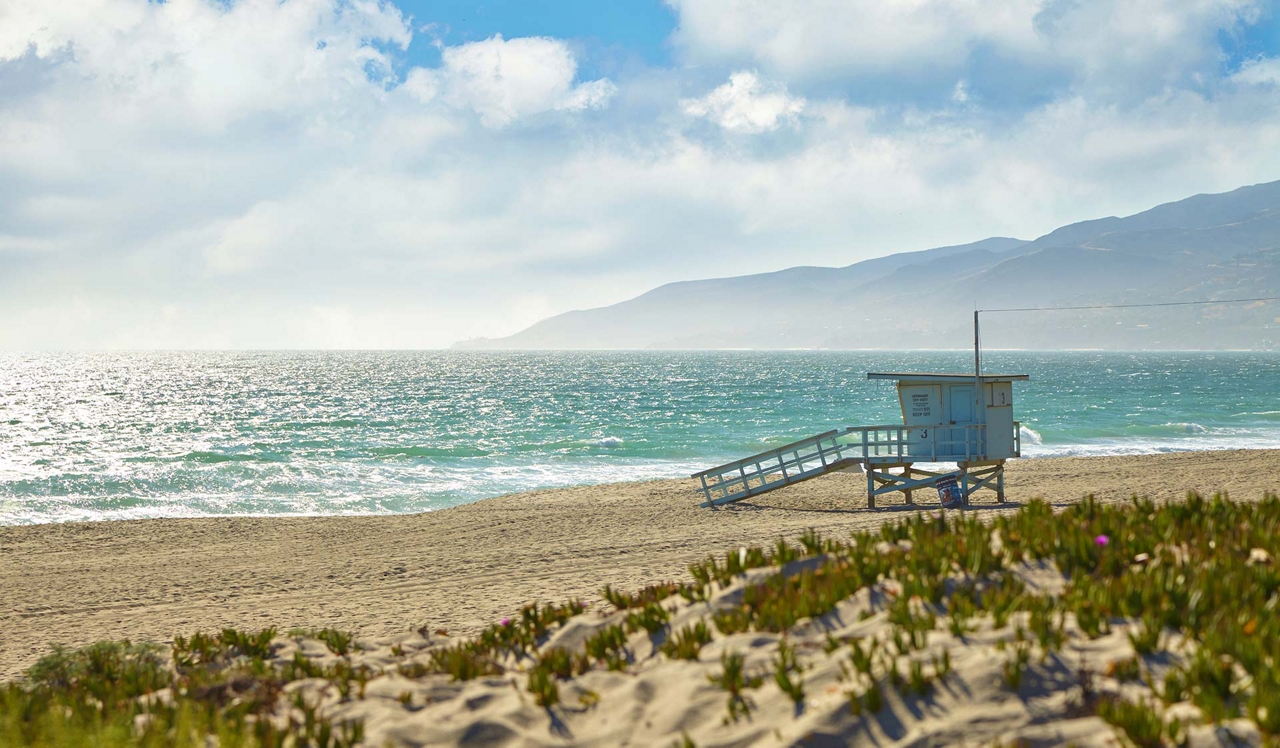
[691,430,860,508]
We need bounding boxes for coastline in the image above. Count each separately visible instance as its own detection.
[2,448,1278,681]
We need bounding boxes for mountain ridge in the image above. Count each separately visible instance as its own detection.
[456,180,1280,351]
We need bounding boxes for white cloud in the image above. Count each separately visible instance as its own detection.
[204,200,298,275]
[404,35,616,127]
[665,0,1264,96]
[682,71,805,133]
[1032,0,1264,93]
[666,0,1039,77]
[1233,56,1280,86]
[0,0,412,130]
[1,0,1279,350]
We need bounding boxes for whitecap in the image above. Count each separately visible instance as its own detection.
[1164,422,1208,434]
[594,437,624,448]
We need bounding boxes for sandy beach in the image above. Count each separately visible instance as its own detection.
[2,448,1278,682]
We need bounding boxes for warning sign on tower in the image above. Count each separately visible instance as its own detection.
[899,385,940,426]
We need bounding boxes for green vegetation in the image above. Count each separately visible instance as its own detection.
[844,682,882,715]
[1002,643,1031,691]
[583,624,631,671]
[707,651,761,724]
[1097,696,1181,748]
[526,664,560,708]
[526,646,597,708]
[23,641,169,703]
[6,492,1280,745]
[602,581,682,611]
[624,602,670,635]
[2,633,363,748]
[310,628,355,657]
[660,621,713,661]
[423,598,587,682]
[426,641,503,681]
[1110,656,1142,682]
[1127,614,1162,655]
[771,639,804,710]
[906,658,932,697]
[0,599,587,746]
[170,628,276,670]
[1026,596,1065,656]
[686,493,1280,738]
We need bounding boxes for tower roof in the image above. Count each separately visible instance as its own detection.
[866,372,1029,383]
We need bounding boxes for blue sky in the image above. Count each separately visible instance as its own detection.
[399,1,678,69]
[1222,8,1280,62]
[2,0,1280,348]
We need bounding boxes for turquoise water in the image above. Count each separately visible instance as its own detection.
[2,351,1278,524]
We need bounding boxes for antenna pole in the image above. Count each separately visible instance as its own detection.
[974,310,981,381]
[974,310,982,453]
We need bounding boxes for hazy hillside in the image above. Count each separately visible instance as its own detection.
[456,182,1280,350]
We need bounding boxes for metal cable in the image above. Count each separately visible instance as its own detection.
[979,296,1280,314]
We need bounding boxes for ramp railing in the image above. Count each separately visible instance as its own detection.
[692,430,856,507]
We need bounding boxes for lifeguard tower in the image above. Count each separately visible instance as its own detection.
[691,370,1028,509]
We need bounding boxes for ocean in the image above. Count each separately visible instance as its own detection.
[2,350,1278,524]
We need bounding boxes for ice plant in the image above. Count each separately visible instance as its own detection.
[9,492,1280,746]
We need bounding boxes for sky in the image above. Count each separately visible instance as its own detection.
[1,0,1279,349]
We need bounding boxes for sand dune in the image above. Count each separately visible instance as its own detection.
[2,448,1278,685]
[265,555,1238,747]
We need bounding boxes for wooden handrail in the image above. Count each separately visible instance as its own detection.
[691,429,840,478]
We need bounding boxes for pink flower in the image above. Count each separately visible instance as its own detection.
[1095,535,1109,546]
[500,618,511,626]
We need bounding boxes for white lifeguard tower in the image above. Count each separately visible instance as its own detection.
[691,370,1028,509]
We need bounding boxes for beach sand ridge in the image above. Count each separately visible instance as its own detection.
[2,449,1277,683]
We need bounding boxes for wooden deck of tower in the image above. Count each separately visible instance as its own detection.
[692,372,1029,508]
